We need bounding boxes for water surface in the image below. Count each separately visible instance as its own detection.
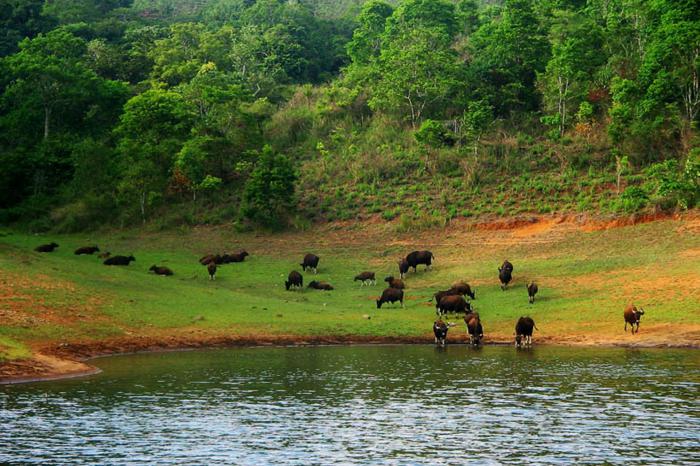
[1,345,699,465]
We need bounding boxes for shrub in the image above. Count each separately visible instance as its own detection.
[614,186,649,213]
[644,153,699,210]
[414,120,455,148]
[381,208,399,221]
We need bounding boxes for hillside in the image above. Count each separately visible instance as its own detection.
[1,0,697,232]
[1,214,699,381]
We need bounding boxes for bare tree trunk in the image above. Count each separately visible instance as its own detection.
[140,191,146,225]
[44,106,51,140]
[407,94,416,129]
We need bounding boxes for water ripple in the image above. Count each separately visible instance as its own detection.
[1,345,699,465]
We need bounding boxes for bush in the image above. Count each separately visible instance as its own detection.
[614,186,649,213]
[396,212,445,232]
[414,120,455,148]
[644,153,699,210]
[381,208,400,221]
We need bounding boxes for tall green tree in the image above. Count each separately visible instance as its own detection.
[346,0,393,65]
[2,28,126,140]
[0,0,55,56]
[539,10,606,136]
[370,27,459,127]
[115,89,194,222]
[468,0,549,115]
[242,145,297,228]
[149,23,233,87]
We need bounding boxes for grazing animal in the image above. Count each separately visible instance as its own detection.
[624,304,645,334]
[308,280,333,291]
[433,288,460,304]
[433,319,455,346]
[500,260,514,273]
[405,250,435,273]
[515,316,537,347]
[149,265,173,276]
[499,268,512,290]
[464,312,483,346]
[436,294,471,317]
[207,262,217,280]
[300,253,320,273]
[98,251,111,259]
[285,270,303,290]
[34,242,58,253]
[527,282,538,303]
[451,281,476,300]
[384,276,406,289]
[398,259,410,279]
[103,255,135,266]
[74,246,99,255]
[354,271,376,286]
[222,250,249,263]
[199,254,223,265]
[376,287,404,309]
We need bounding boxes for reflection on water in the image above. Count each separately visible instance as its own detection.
[1,345,699,465]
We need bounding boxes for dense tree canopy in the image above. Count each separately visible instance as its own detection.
[0,0,697,229]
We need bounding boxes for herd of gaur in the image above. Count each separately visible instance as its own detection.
[34,242,647,347]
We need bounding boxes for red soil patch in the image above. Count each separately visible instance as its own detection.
[0,271,105,327]
[581,212,680,232]
[510,218,559,238]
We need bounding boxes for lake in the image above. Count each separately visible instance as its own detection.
[1,345,699,465]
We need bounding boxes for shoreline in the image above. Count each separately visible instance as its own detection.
[2,333,698,385]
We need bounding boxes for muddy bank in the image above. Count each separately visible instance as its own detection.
[3,331,698,385]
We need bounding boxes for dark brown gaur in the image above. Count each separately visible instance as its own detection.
[149,265,173,276]
[515,316,537,347]
[301,254,320,274]
[464,312,483,346]
[527,282,538,304]
[398,259,410,279]
[222,251,249,263]
[384,276,405,289]
[433,319,456,346]
[75,246,99,255]
[35,242,58,253]
[308,280,333,291]
[354,271,376,286]
[207,262,217,281]
[405,250,434,273]
[436,294,471,318]
[104,255,135,266]
[377,288,404,309]
[451,281,476,300]
[499,268,512,290]
[624,304,645,334]
[285,270,303,290]
[200,254,223,265]
[433,288,460,304]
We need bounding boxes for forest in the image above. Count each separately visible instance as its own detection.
[0,0,698,232]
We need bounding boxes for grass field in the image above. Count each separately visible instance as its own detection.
[1,214,699,373]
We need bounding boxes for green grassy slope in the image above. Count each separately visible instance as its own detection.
[1,215,698,361]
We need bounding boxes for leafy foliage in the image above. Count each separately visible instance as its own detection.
[242,145,297,228]
[0,0,698,230]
